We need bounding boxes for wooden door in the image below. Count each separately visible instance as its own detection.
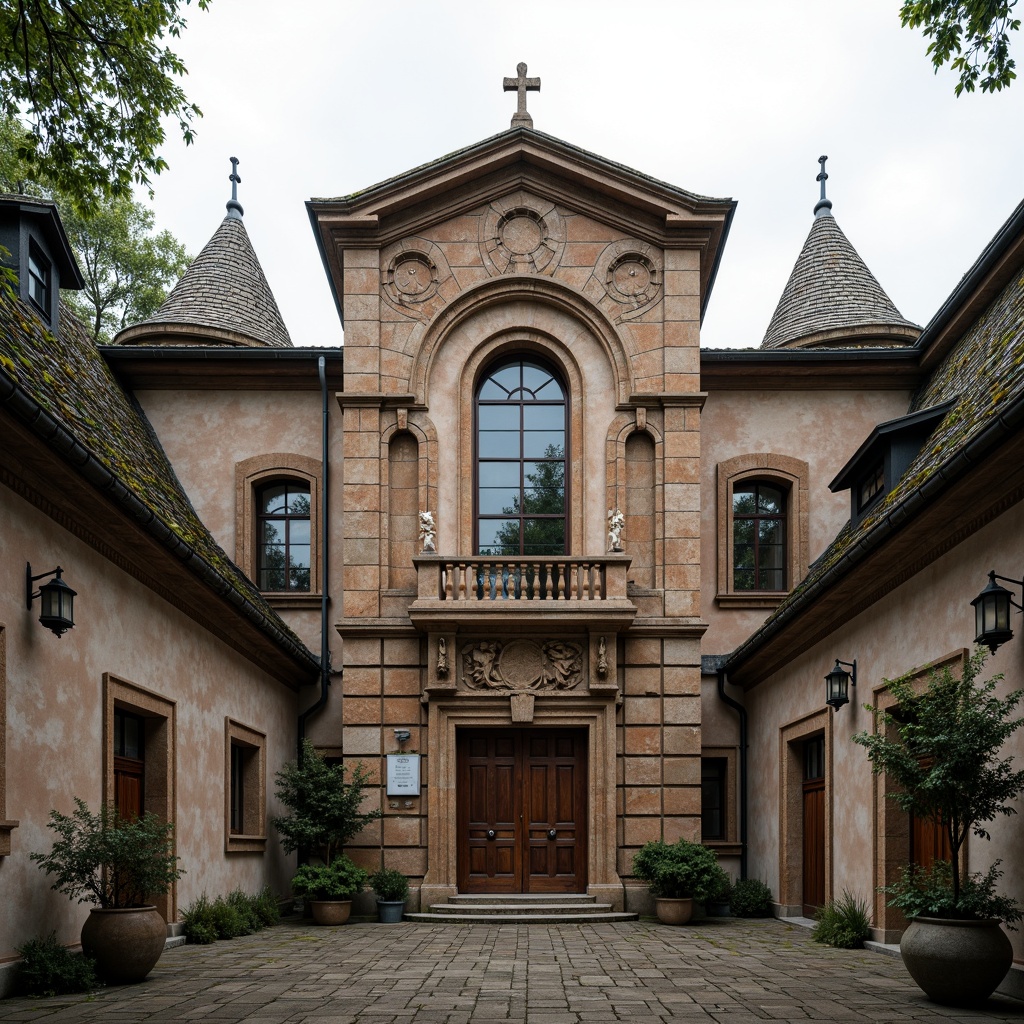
[911,812,953,869]
[114,708,144,820]
[457,728,587,894]
[802,735,825,917]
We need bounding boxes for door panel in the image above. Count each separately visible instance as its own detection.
[457,728,586,893]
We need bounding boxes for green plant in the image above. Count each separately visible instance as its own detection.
[291,856,367,901]
[272,741,382,867]
[706,865,733,904]
[16,933,98,997]
[882,860,1022,926]
[853,647,1024,919]
[369,867,409,902]
[252,885,281,927]
[30,798,182,908]
[730,878,774,917]
[209,895,244,939]
[631,839,721,901]
[180,893,218,945]
[227,888,261,935]
[813,890,871,948]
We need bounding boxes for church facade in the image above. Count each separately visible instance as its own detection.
[2,75,1023,994]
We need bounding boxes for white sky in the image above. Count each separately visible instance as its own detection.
[145,0,1024,350]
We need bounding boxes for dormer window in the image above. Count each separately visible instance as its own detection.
[858,463,885,512]
[27,241,51,318]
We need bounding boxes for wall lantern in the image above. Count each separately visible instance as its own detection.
[26,563,76,637]
[971,570,1021,654]
[825,658,857,710]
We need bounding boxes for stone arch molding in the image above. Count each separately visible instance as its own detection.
[409,276,635,408]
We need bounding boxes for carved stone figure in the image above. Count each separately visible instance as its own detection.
[436,637,449,678]
[418,510,436,552]
[608,508,625,552]
[597,635,608,678]
[460,640,583,691]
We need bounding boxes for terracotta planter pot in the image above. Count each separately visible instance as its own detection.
[80,906,166,984]
[654,897,694,925]
[310,900,353,925]
[900,916,1013,1006]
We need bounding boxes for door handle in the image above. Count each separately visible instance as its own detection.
[486,829,496,840]
[548,829,557,840]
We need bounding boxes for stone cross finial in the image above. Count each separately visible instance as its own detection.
[503,62,540,128]
[814,154,832,219]
[227,156,244,220]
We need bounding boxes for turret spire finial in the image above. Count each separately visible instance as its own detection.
[814,155,833,219]
[227,156,244,220]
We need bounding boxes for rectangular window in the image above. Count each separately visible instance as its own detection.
[225,719,266,852]
[858,462,885,511]
[701,757,728,841]
[27,241,51,317]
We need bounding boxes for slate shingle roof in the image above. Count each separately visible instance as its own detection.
[0,291,316,673]
[761,213,920,350]
[116,216,292,348]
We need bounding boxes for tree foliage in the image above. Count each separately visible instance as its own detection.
[1,116,190,342]
[0,0,210,212]
[853,648,1024,911]
[901,0,1020,95]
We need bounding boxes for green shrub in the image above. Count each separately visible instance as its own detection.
[252,885,281,927]
[181,892,218,944]
[632,839,720,901]
[369,867,409,902]
[227,888,260,935]
[706,865,732,904]
[882,860,1022,925]
[16,933,98,997]
[813,890,871,948]
[291,856,367,901]
[209,894,244,939]
[730,877,774,917]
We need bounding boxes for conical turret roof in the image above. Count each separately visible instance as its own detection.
[116,166,292,348]
[761,160,919,350]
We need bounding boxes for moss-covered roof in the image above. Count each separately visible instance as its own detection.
[728,238,1024,673]
[0,290,317,674]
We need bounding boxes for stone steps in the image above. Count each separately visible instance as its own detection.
[404,892,639,925]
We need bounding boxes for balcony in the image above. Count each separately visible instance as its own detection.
[408,554,637,634]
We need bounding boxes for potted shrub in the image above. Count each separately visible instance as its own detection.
[31,798,181,983]
[369,867,409,923]
[632,838,720,925]
[272,740,381,925]
[290,857,367,925]
[704,865,733,916]
[853,648,1024,1005]
[729,877,774,918]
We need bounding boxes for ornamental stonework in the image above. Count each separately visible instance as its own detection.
[595,239,663,321]
[380,238,451,322]
[480,192,565,276]
[460,639,583,691]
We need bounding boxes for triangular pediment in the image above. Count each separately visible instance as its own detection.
[307,128,735,322]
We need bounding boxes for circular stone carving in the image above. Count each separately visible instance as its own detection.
[501,215,543,255]
[499,640,545,689]
[384,251,439,306]
[607,252,659,306]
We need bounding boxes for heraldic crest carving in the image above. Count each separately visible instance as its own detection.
[461,639,583,691]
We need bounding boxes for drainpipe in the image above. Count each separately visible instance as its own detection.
[297,355,332,760]
[717,666,748,880]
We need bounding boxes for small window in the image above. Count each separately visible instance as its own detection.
[225,719,266,852]
[27,241,51,317]
[256,481,311,592]
[732,481,787,591]
[701,758,728,841]
[858,462,885,512]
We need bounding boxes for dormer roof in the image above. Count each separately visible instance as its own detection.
[307,126,736,325]
[115,214,292,348]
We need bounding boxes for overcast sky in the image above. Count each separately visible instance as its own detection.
[145,0,1024,350]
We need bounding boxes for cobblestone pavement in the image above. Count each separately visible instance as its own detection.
[2,916,1023,1024]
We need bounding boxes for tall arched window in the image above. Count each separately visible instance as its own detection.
[256,481,311,591]
[476,358,567,556]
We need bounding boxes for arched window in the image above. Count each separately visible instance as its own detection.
[256,481,311,592]
[475,358,567,556]
[732,480,787,591]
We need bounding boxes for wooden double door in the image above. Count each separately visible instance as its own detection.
[457,728,587,894]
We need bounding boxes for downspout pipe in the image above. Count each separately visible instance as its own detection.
[717,665,748,880]
[298,355,331,759]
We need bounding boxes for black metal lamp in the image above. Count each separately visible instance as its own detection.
[26,563,76,637]
[825,658,856,710]
[971,570,1020,654]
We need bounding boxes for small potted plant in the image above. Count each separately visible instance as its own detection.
[854,648,1024,1005]
[369,867,409,923]
[729,877,774,918]
[704,865,733,916]
[290,857,367,925]
[632,838,720,925]
[31,798,182,983]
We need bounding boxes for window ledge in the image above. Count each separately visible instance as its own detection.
[715,592,788,609]
[264,593,322,610]
[704,841,742,857]
[226,834,267,853]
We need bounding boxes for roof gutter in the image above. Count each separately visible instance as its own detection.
[0,369,320,678]
[724,386,1024,678]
